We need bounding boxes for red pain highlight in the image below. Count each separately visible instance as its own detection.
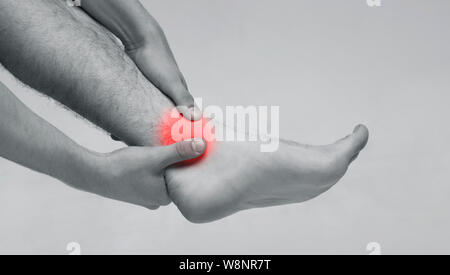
[158,109,216,163]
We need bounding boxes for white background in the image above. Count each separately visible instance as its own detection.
[0,0,449,254]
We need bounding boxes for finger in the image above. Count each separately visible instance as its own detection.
[335,124,369,162]
[149,73,203,121]
[159,138,207,167]
[149,50,202,121]
[176,102,203,122]
[173,75,203,121]
[165,83,202,121]
[127,46,202,121]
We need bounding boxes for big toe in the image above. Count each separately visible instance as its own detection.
[335,124,369,163]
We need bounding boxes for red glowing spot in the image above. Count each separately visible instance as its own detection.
[158,109,216,163]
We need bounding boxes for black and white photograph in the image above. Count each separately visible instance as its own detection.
[0,0,447,259]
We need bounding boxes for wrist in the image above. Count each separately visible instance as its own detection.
[58,146,106,194]
[122,23,162,52]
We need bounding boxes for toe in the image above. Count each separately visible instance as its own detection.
[334,124,369,162]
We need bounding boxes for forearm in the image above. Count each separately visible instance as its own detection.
[0,0,173,146]
[81,0,160,50]
[0,82,95,189]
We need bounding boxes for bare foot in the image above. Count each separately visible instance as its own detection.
[165,124,369,223]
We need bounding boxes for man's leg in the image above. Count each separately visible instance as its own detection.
[0,0,369,223]
[0,0,170,146]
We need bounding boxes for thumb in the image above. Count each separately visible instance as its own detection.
[159,138,207,167]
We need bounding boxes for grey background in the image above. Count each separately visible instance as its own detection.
[0,0,449,254]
